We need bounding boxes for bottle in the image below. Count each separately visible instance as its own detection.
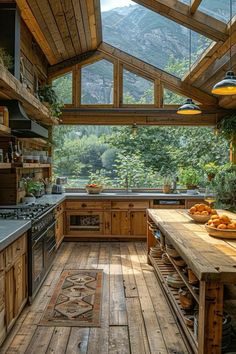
[7,142,13,163]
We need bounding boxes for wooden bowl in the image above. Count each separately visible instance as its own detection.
[166,245,180,259]
[85,185,103,194]
[205,224,236,239]
[172,257,186,267]
[167,273,185,289]
[188,212,211,224]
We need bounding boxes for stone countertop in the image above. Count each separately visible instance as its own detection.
[0,220,31,251]
[35,192,205,203]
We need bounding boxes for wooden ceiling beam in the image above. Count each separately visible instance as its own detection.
[132,0,228,42]
[16,0,57,65]
[183,17,236,84]
[99,42,218,106]
[48,50,100,78]
[190,0,202,15]
[61,107,223,126]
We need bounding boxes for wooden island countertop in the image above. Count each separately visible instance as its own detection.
[148,209,236,282]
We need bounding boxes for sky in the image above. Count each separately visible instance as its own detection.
[100,0,134,12]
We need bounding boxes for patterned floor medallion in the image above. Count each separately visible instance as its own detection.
[40,270,103,326]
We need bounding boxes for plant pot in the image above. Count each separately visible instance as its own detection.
[207,173,215,181]
[23,195,36,204]
[163,184,171,193]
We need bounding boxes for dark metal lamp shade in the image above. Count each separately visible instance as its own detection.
[211,71,236,95]
[177,98,202,115]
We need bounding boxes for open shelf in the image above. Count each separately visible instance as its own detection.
[14,163,51,169]
[0,64,58,126]
[0,124,11,136]
[0,163,12,169]
[149,254,198,354]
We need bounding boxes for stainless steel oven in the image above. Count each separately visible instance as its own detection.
[29,207,56,303]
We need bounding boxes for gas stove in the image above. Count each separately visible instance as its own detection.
[0,203,53,221]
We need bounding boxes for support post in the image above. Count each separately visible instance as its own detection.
[198,280,223,354]
[230,133,236,164]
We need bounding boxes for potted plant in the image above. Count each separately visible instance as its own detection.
[179,167,200,191]
[214,164,236,212]
[203,162,220,181]
[0,48,13,70]
[22,178,37,203]
[37,84,63,118]
[162,176,172,194]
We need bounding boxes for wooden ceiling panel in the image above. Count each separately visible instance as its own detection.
[18,0,102,64]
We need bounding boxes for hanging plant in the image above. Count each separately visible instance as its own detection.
[216,113,236,140]
[37,84,64,118]
[0,48,13,70]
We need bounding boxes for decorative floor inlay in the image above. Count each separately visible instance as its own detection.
[40,269,103,327]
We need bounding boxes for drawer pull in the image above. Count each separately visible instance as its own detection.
[81,203,87,208]
[16,248,21,251]
[129,203,134,207]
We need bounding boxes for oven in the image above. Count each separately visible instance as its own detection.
[28,207,56,303]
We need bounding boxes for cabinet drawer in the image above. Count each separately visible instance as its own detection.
[111,201,149,209]
[0,252,4,272]
[5,234,27,268]
[66,200,109,210]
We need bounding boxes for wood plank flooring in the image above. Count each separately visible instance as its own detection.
[0,242,190,354]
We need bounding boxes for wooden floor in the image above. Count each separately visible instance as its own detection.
[0,242,190,354]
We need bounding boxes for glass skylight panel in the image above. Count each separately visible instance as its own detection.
[81,59,113,104]
[198,0,236,23]
[52,72,73,104]
[123,69,154,104]
[101,1,213,78]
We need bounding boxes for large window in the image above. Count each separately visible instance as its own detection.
[81,59,114,104]
[123,69,154,104]
[101,1,213,78]
[53,125,229,189]
[164,89,189,105]
[52,72,73,104]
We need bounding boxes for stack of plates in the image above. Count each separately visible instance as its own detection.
[167,272,185,289]
[162,252,172,265]
[150,244,162,258]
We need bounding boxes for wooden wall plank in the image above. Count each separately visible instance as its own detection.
[16,0,57,64]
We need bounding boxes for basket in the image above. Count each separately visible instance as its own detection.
[187,212,211,224]
[205,224,236,239]
[85,185,103,194]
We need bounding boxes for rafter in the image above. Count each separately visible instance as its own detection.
[16,0,57,65]
[190,0,202,15]
[183,17,236,90]
[99,42,217,106]
[132,0,228,42]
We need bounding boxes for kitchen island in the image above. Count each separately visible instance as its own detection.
[147,209,236,354]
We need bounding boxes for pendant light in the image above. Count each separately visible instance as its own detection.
[212,0,236,95]
[177,23,201,115]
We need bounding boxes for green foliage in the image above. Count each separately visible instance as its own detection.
[38,84,64,118]
[163,176,173,186]
[203,162,220,176]
[114,153,158,188]
[179,167,201,188]
[217,114,236,140]
[22,178,43,196]
[52,72,72,104]
[0,48,13,69]
[88,170,113,187]
[214,165,236,211]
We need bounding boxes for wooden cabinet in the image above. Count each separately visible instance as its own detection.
[55,203,65,248]
[0,252,6,346]
[66,210,105,236]
[2,233,28,339]
[130,211,147,236]
[111,211,129,236]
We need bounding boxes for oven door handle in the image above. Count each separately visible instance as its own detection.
[33,228,48,245]
[46,220,56,232]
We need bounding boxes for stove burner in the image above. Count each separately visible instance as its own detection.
[0,203,52,221]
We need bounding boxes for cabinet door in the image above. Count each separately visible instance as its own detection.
[14,254,27,316]
[5,267,14,329]
[111,211,129,236]
[130,211,147,237]
[0,272,6,345]
[55,212,64,248]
